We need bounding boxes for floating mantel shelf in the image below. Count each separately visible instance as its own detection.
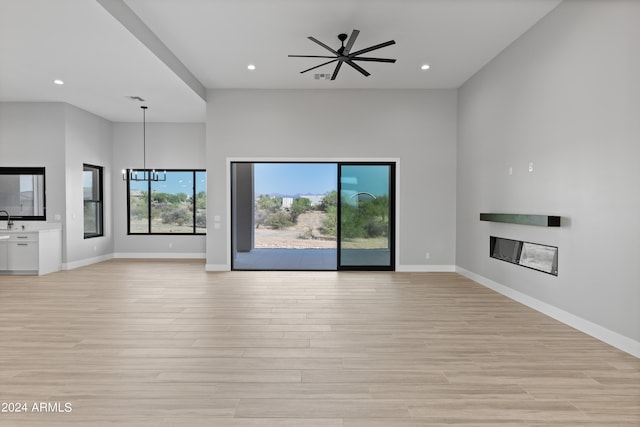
[480,213,561,227]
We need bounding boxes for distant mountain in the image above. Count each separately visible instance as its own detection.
[259,192,324,199]
[257,193,326,206]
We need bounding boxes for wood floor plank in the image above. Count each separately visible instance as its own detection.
[235,398,411,418]
[0,259,638,425]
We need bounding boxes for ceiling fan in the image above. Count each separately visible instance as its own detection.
[288,29,396,80]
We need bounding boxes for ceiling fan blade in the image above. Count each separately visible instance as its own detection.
[350,57,396,63]
[331,61,343,80]
[288,55,337,59]
[350,40,396,57]
[299,59,338,74]
[344,59,370,77]
[343,29,360,55]
[308,36,339,55]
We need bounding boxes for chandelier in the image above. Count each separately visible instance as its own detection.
[122,106,166,182]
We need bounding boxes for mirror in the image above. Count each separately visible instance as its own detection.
[0,167,46,220]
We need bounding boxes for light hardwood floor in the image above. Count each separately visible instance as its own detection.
[0,259,638,426]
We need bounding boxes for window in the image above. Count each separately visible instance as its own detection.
[126,169,206,235]
[0,167,46,220]
[83,164,103,238]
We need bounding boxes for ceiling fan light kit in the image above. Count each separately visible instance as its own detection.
[288,29,396,80]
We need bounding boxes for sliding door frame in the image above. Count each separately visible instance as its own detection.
[337,162,396,271]
[227,157,400,271]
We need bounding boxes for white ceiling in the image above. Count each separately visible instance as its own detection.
[0,0,561,123]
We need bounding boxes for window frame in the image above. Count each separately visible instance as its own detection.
[83,163,104,239]
[125,169,206,236]
[0,166,47,221]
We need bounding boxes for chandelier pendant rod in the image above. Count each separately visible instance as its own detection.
[142,105,147,179]
[122,105,166,182]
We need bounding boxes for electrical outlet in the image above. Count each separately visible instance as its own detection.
[425,252,431,260]
[529,162,534,172]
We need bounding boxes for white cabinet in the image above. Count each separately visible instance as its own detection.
[8,233,39,271]
[38,229,62,275]
[0,240,7,270]
[0,228,61,275]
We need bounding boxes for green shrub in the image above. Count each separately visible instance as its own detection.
[291,197,311,221]
[161,207,192,226]
[265,211,293,229]
[257,195,282,213]
[320,205,337,236]
[130,195,148,219]
[196,211,206,228]
[196,191,206,210]
[339,197,389,239]
[319,190,337,211]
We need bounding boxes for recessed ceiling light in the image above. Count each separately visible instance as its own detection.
[420,64,430,71]
[247,64,256,70]
[53,79,65,85]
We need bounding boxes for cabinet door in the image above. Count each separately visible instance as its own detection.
[8,242,38,271]
[0,242,7,270]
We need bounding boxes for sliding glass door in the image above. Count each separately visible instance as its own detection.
[338,163,395,270]
[230,161,395,271]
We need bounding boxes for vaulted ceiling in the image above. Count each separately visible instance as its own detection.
[0,0,561,122]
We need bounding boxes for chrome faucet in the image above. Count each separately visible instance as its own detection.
[0,210,13,229]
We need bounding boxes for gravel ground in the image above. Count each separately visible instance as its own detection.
[254,211,336,249]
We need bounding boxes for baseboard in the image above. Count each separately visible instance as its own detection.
[114,252,206,259]
[456,266,640,359]
[205,264,230,272]
[63,253,114,270]
[397,264,456,272]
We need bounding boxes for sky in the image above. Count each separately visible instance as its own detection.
[254,163,337,196]
[340,165,390,197]
[123,164,387,197]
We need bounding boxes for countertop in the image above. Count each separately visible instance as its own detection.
[0,223,62,233]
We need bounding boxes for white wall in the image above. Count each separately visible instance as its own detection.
[112,122,206,256]
[0,102,117,267]
[1,103,207,262]
[206,89,457,270]
[457,0,640,351]
[64,104,114,267]
[0,102,66,229]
